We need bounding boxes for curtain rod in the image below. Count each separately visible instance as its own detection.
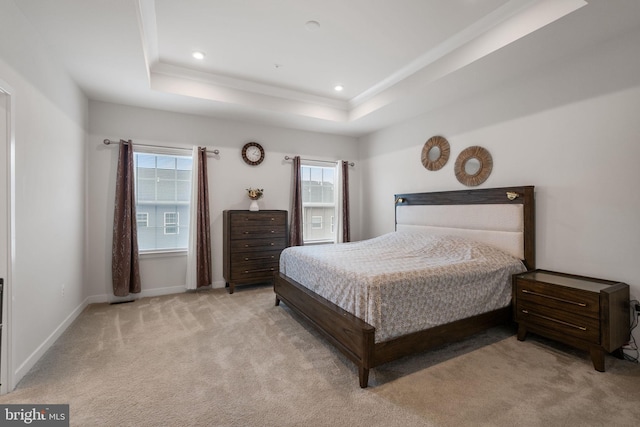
[103,139,220,155]
[283,155,354,167]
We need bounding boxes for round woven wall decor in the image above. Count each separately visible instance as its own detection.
[421,135,450,171]
[454,146,493,186]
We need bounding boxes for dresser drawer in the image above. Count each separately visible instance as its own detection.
[230,225,286,240]
[517,300,600,343]
[230,261,278,281]
[231,237,286,252]
[230,212,286,228]
[230,250,282,265]
[515,280,600,319]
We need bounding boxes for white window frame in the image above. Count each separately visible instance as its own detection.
[133,146,192,253]
[301,161,339,245]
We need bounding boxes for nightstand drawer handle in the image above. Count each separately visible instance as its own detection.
[521,310,588,331]
[521,289,587,307]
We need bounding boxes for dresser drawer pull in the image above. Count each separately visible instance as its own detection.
[244,268,275,273]
[521,310,588,331]
[244,255,276,261]
[243,243,278,248]
[521,289,587,307]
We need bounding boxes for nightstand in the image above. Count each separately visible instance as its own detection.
[513,269,629,372]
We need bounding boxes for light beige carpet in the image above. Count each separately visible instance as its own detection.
[1,286,639,426]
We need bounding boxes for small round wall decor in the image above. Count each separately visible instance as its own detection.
[454,146,493,186]
[421,135,450,171]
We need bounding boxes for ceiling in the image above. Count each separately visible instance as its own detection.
[12,0,640,136]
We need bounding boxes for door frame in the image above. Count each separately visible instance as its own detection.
[0,78,15,394]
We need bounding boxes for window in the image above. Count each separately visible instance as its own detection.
[136,212,149,228]
[164,212,179,235]
[301,163,336,243]
[134,150,192,252]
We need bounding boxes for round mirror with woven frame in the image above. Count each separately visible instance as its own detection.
[421,136,450,171]
[454,146,493,186]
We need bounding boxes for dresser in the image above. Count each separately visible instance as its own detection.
[223,210,287,294]
[513,269,629,371]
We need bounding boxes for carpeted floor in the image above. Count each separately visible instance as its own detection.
[1,286,639,426]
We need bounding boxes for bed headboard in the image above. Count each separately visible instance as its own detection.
[394,186,535,270]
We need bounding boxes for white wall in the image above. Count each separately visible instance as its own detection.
[359,27,640,348]
[87,101,359,300]
[0,0,88,388]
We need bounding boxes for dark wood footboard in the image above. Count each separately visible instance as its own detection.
[274,272,375,387]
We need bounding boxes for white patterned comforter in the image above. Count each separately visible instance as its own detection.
[279,231,526,343]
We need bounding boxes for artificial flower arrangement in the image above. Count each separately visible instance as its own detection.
[246,188,264,200]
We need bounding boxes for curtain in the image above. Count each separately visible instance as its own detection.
[112,140,141,296]
[337,161,351,243]
[289,156,303,247]
[340,160,351,243]
[186,147,212,289]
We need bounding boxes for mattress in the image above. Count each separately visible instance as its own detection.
[279,231,526,342]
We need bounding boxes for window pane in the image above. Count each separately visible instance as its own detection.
[156,156,175,169]
[136,154,155,168]
[177,157,192,170]
[310,167,322,183]
[176,170,191,181]
[300,163,337,243]
[134,151,192,251]
[176,181,191,201]
[137,179,156,201]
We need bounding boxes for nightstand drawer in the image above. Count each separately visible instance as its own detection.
[515,280,599,319]
[517,300,600,343]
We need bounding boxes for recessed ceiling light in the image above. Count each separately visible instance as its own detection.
[334,85,344,92]
[192,51,205,60]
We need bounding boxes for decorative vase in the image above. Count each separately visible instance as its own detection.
[249,199,259,211]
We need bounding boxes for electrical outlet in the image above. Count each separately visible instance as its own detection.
[61,284,65,297]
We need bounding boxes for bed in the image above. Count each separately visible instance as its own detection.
[274,186,535,387]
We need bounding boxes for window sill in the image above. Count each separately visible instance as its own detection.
[139,249,188,258]
[302,240,336,246]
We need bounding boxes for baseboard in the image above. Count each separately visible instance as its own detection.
[13,297,89,388]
